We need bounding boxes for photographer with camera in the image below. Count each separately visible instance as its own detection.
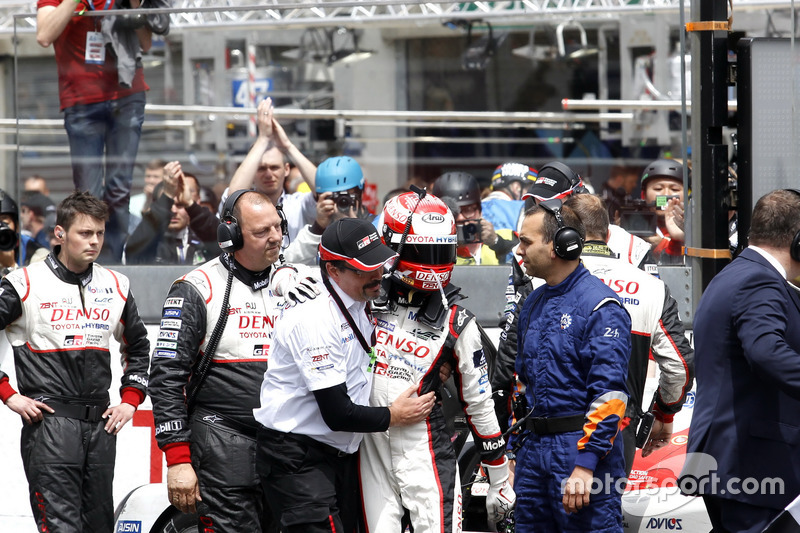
[284,156,371,265]
[0,190,48,275]
[36,0,169,263]
[638,158,687,266]
[433,171,517,265]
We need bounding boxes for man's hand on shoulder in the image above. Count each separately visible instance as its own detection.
[102,402,136,435]
[388,385,435,427]
[167,463,202,514]
[5,393,54,424]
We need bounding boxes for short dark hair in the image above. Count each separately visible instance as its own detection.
[749,189,800,248]
[565,194,609,241]
[523,202,586,245]
[56,190,108,230]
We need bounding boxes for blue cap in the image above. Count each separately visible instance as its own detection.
[315,156,365,193]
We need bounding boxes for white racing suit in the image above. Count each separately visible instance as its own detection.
[359,288,505,532]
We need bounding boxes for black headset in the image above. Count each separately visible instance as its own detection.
[538,198,584,261]
[217,190,289,254]
[217,189,248,253]
[785,189,800,262]
[537,161,588,195]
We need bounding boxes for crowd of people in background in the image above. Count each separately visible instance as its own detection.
[6,2,790,533]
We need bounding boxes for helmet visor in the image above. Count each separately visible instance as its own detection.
[398,242,456,266]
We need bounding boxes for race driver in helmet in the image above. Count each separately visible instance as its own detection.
[360,190,515,532]
[284,155,370,265]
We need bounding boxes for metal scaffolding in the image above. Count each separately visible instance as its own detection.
[2,0,796,34]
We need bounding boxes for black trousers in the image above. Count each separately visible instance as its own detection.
[22,416,115,533]
[703,495,779,533]
[256,426,361,533]
[190,416,275,533]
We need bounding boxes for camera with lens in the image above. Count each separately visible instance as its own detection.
[330,191,360,213]
[457,221,482,244]
[618,198,657,238]
[0,221,17,252]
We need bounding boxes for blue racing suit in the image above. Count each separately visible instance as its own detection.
[515,263,630,532]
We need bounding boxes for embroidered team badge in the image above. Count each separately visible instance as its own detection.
[560,313,573,330]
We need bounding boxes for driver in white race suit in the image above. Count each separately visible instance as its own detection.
[360,191,516,532]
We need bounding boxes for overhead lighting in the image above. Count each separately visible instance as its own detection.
[511,28,557,62]
[460,21,506,71]
[556,20,598,60]
[326,27,375,66]
[281,27,375,66]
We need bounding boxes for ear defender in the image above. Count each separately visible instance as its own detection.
[539,199,584,261]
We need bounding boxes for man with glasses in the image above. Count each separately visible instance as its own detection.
[222,97,318,243]
[255,217,436,533]
[433,171,517,265]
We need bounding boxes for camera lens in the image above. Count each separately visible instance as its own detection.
[0,223,17,252]
[334,194,355,211]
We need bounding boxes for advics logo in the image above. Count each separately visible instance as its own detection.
[646,518,682,530]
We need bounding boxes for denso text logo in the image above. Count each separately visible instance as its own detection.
[601,278,641,295]
[239,315,277,329]
[375,329,431,358]
[51,308,111,321]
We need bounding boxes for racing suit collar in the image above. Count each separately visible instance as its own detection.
[220,252,273,291]
[582,241,615,257]
[45,246,93,287]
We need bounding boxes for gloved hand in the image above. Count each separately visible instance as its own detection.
[270,264,321,307]
[483,457,516,531]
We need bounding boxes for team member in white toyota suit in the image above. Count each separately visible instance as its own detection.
[360,192,515,532]
[0,191,150,532]
[148,190,318,533]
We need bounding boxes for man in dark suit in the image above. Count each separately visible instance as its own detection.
[681,189,800,532]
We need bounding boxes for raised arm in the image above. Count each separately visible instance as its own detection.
[36,2,77,48]
[228,98,274,194]
[271,111,318,190]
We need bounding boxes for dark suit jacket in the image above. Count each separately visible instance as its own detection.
[682,248,800,509]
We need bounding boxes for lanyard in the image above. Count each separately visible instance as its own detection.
[87,0,114,11]
[322,275,375,354]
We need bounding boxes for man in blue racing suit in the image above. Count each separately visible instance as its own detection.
[514,199,630,532]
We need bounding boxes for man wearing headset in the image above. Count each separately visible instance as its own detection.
[0,191,151,532]
[514,199,630,532]
[148,190,318,532]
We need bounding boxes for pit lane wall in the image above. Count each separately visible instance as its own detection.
[0,265,512,531]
